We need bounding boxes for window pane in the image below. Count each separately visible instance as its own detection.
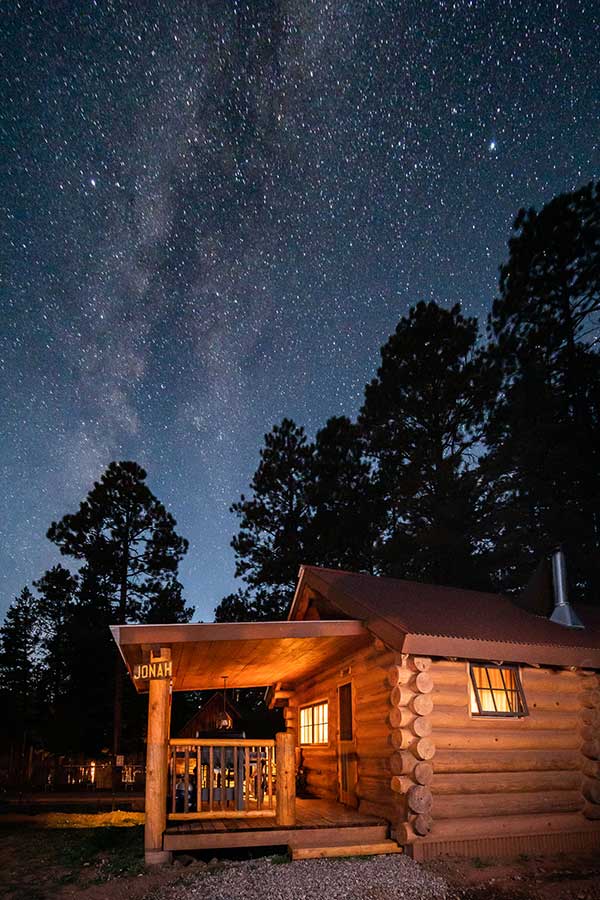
[300,702,328,744]
[470,665,525,717]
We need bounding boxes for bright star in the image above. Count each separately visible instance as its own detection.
[489,140,497,152]
[90,178,97,187]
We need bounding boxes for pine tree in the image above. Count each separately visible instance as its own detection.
[47,461,190,758]
[305,416,380,572]
[0,587,42,777]
[360,301,489,588]
[483,182,600,599]
[225,419,313,619]
[33,565,79,750]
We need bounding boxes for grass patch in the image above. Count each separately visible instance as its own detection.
[0,816,145,894]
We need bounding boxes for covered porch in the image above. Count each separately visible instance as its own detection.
[110,618,391,863]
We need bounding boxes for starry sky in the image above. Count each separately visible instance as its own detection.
[1,1,599,623]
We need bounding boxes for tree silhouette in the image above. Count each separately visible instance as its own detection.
[305,416,380,573]
[360,301,489,588]
[47,461,190,761]
[483,182,600,599]
[225,419,313,619]
[0,587,42,777]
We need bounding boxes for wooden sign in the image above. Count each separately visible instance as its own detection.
[133,659,172,680]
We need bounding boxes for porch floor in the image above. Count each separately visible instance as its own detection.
[163,797,390,852]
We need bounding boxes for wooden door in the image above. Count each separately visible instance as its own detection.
[337,681,357,807]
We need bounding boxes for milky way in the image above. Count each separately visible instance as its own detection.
[1,1,598,620]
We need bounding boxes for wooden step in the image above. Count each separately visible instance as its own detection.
[290,840,402,860]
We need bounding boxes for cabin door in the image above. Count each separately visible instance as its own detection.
[337,681,357,807]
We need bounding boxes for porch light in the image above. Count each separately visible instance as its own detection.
[216,675,233,730]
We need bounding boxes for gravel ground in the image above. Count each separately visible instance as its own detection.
[160,854,449,900]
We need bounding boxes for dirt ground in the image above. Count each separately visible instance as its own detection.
[1,813,599,900]
[427,852,600,900]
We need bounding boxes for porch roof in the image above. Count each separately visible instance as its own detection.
[110,619,369,693]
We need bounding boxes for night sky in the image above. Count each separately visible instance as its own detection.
[2,1,599,622]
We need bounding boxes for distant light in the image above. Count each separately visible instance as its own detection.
[90,178,97,188]
[489,140,497,152]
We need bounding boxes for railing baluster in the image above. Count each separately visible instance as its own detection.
[256,745,263,810]
[196,746,201,814]
[171,748,176,814]
[166,738,276,820]
[233,746,238,812]
[220,745,226,811]
[209,746,214,812]
[245,747,250,812]
[183,748,190,813]
[267,745,273,810]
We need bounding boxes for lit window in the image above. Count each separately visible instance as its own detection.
[300,701,329,744]
[469,663,528,717]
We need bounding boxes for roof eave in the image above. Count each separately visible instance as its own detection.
[403,633,600,669]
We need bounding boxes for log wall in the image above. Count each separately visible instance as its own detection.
[423,659,595,845]
[580,672,600,822]
[287,643,600,855]
[289,640,394,815]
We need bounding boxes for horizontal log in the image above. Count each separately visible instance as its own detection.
[390,751,417,776]
[414,812,597,841]
[582,740,600,760]
[430,660,467,674]
[357,760,390,778]
[388,665,412,687]
[389,707,414,729]
[393,822,418,843]
[581,725,598,742]
[431,686,582,713]
[433,748,581,774]
[583,778,600,804]
[581,690,600,709]
[414,672,433,694]
[430,705,580,732]
[432,770,582,796]
[411,657,432,672]
[414,762,434,785]
[389,686,414,707]
[390,733,436,759]
[413,716,432,737]
[412,694,434,716]
[359,797,401,821]
[522,668,585,686]
[407,784,432,814]
[390,729,417,751]
[391,775,413,794]
[581,758,600,779]
[355,775,394,801]
[433,728,580,751]
[581,708,600,726]
[413,812,433,835]
[433,790,584,819]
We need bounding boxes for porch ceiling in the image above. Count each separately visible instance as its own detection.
[110,619,370,693]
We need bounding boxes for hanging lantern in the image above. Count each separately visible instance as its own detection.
[216,675,233,730]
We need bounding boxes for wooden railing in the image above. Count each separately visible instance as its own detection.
[167,738,276,820]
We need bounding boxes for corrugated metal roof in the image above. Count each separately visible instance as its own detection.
[291,566,600,667]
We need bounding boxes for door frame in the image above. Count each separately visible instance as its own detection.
[336,679,357,807]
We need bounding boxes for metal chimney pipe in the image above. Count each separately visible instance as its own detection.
[549,548,584,629]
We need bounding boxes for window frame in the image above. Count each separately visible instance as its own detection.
[299,699,329,746]
[469,662,528,718]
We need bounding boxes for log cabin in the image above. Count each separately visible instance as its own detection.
[111,550,600,864]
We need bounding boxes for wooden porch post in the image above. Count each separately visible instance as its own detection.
[276,731,296,826]
[144,648,172,865]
